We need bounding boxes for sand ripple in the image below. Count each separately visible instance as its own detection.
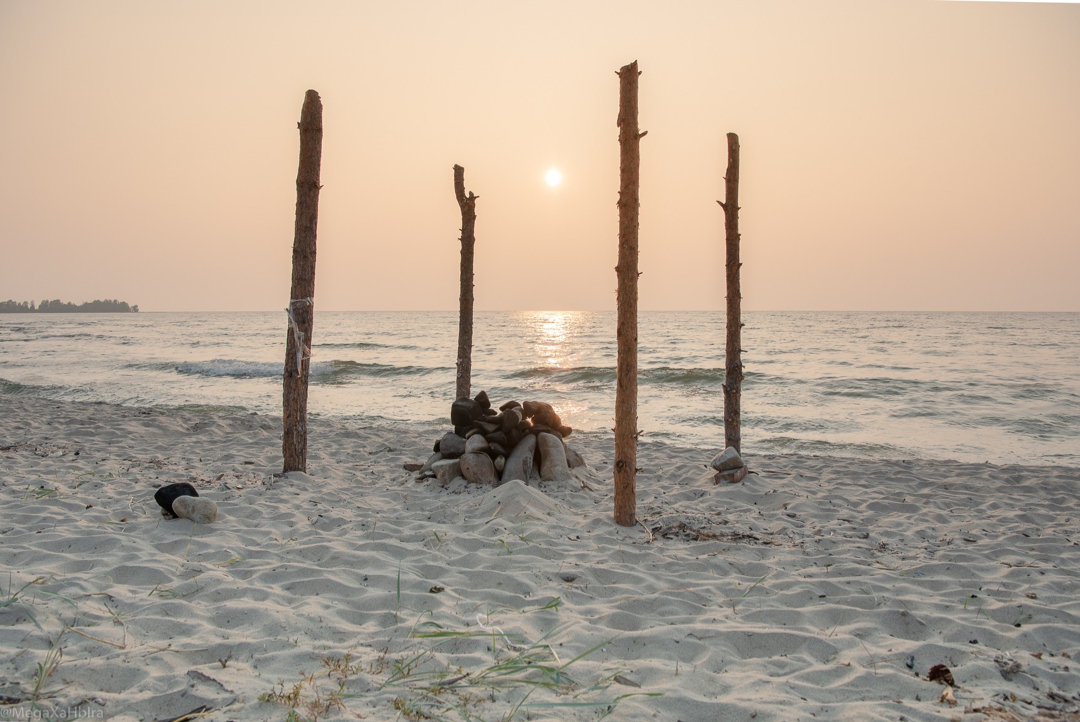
[1,395,1078,721]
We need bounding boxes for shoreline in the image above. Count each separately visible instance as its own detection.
[1,394,1078,721]
[4,309,1079,468]
[6,390,1079,472]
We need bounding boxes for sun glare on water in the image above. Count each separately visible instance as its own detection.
[545,168,563,187]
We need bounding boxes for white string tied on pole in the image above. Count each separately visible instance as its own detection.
[285,298,314,373]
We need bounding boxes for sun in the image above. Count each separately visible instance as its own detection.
[545,168,563,187]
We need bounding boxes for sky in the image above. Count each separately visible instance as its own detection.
[1,0,1078,312]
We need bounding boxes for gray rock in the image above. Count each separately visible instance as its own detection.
[172,495,218,524]
[714,466,748,484]
[464,434,490,455]
[451,397,481,426]
[530,423,557,437]
[432,458,462,484]
[710,447,744,472]
[460,452,497,485]
[500,434,536,485]
[420,452,443,475]
[564,443,586,469]
[446,476,469,491]
[523,400,562,429]
[500,407,523,433]
[505,428,524,449]
[537,432,572,482]
[494,455,505,473]
[521,400,547,416]
[439,432,467,459]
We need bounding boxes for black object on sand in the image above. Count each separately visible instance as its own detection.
[154,482,199,519]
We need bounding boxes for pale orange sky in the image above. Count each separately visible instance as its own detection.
[1,0,1078,312]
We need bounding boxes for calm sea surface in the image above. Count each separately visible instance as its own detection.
[1,311,1078,466]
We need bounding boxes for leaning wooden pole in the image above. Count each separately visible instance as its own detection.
[718,132,743,452]
[614,61,644,527]
[282,89,323,473]
[453,164,478,400]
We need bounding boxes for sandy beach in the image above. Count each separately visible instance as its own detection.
[1,394,1078,721]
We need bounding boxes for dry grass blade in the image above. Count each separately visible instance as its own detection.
[383,619,657,722]
[32,632,65,700]
[1,574,50,631]
[65,625,126,649]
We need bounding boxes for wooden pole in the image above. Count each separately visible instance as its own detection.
[718,132,743,452]
[614,61,644,527]
[282,89,323,473]
[453,164,478,400]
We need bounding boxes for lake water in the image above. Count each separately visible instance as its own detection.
[2,311,1078,466]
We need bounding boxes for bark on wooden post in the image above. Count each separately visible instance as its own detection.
[614,61,645,527]
[718,132,743,452]
[282,89,323,473]
[453,164,478,400]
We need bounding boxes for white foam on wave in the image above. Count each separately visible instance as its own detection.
[175,359,333,379]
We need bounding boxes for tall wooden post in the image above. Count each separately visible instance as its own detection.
[718,132,743,452]
[453,164,478,400]
[614,61,644,527]
[282,89,323,473]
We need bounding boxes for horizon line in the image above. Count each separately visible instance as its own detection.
[88,306,1080,312]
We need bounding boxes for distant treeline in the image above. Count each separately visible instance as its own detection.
[0,299,139,313]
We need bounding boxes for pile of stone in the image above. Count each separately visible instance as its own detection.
[710,446,747,484]
[418,390,585,486]
[154,482,219,523]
